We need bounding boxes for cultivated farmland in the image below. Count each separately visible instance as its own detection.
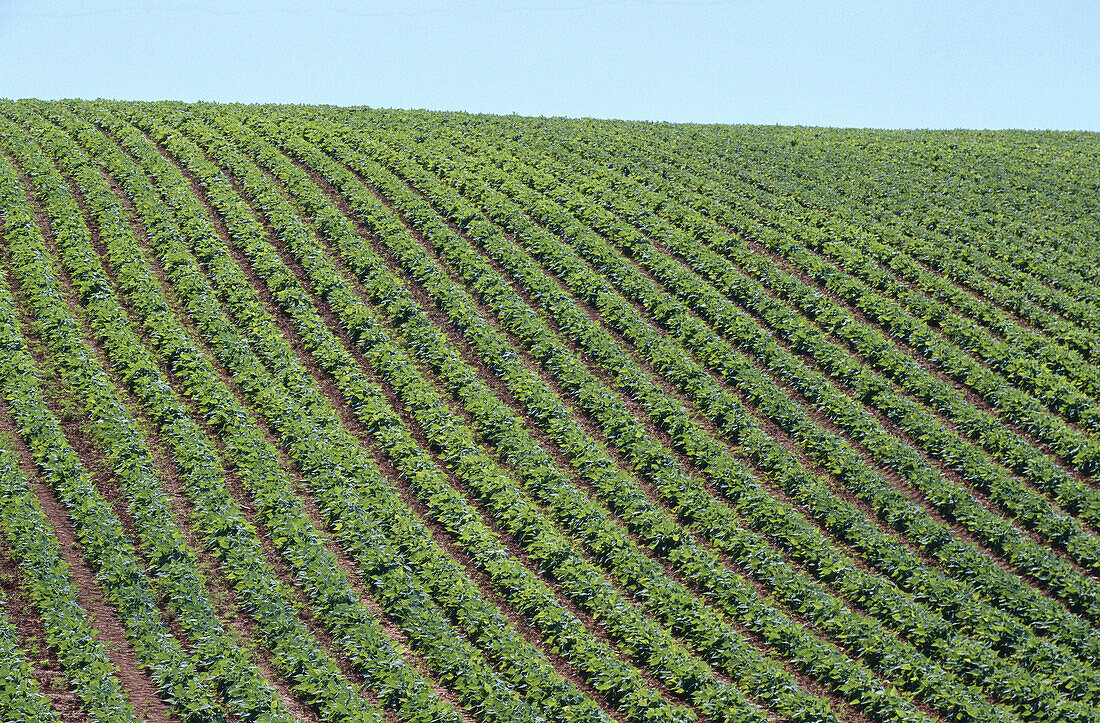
[1,99,1098,723]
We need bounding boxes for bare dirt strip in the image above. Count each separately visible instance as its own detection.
[106,120,489,723]
[0,402,86,723]
[69,157,323,723]
[91,149,404,722]
[180,114,770,717]
[195,141,648,722]
[0,148,178,722]
[0,318,175,723]
[275,136,920,722]
[36,114,340,720]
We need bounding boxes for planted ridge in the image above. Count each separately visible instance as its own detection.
[0,99,1097,723]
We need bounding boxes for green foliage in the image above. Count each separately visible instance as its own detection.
[1,98,1098,723]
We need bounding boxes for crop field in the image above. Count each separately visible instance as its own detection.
[0,99,1099,723]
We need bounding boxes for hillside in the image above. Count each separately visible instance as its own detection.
[1,99,1098,723]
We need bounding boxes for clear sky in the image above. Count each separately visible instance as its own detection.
[2,0,1097,130]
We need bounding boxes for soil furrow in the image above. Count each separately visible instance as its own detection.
[95,156,395,721]
[281,145,880,720]
[0,401,87,723]
[0,148,181,722]
[218,148,660,720]
[293,138,958,720]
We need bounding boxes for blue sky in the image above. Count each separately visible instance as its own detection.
[2,0,1097,130]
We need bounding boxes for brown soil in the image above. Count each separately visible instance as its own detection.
[0,403,87,723]
[23,107,1040,723]
[192,119,728,720]
[61,130,325,722]
[217,147,640,722]
[93,140,397,722]
[290,137,934,721]
[0,146,180,722]
[0,347,176,723]
[122,119,525,723]
[140,410,323,723]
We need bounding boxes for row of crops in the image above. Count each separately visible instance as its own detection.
[0,99,1097,722]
